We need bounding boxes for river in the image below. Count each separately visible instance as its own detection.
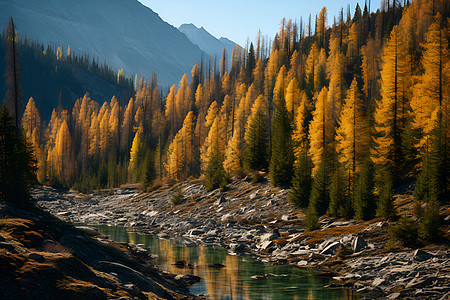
[90,224,358,300]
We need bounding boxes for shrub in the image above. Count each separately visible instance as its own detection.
[170,188,184,205]
[388,216,418,248]
[418,200,441,242]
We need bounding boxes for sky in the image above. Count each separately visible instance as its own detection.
[139,0,380,46]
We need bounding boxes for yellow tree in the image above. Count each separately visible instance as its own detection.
[22,97,44,183]
[129,129,143,182]
[292,93,309,160]
[308,87,334,216]
[165,84,177,136]
[305,42,319,94]
[372,25,410,175]
[224,94,247,176]
[411,18,449,202]
[99,102,111,157]
[175,74,191,125]
[361,36,380,103]
[335,78,369,202]
[285,77,301,119]
[52,120,72,183]
[109,96,120,152]
[273,65,287,106]
[327,36,345,123]
[121,97,134,151]
[411,19,449,152]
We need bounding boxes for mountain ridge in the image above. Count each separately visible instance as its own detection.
[178,23,239,67]
[0,0,207,86]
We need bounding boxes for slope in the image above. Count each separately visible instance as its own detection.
[0,0,206,86]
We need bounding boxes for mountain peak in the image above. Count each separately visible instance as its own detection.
[178,23,238,63]
[1,0,205,85]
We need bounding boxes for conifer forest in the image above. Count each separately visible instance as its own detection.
[0,0,450,299]
[7,0,447,228]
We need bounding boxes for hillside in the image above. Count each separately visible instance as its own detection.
[0,201,197,299]
[178,23,239,66]
[0,37,135,121]
[0,0,206,85]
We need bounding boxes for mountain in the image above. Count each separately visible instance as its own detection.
[178,23,239,65]
[0,0,206,86]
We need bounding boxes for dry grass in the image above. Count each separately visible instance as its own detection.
[301,219,383,245]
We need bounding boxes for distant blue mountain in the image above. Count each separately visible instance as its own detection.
[178,23,241,68]
[0,0,207,86]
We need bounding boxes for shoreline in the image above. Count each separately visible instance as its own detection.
[34,180,450,299]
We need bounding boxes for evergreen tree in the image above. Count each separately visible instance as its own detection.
[244,96,269,172]
[269,97,294,188]
[5,17,22,133]
[354,158,376,220]
[0,106,36,204]
[288,150,312,208]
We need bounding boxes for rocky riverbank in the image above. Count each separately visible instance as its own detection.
[0,200,199,299]
[34,178,450,299]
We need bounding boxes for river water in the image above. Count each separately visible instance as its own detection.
[91,224,358,300]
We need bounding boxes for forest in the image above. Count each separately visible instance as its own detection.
[14,0,449,233]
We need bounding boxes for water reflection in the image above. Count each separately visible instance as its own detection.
[91,225,358,300]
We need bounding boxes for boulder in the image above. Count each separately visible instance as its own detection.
[229,243,245,253]
[0,242,14,251]
[214,194,226,206]
[413,249,434,261]
[29,253,45,262]
[260,229,280,242]
[221,214,233,222]
[352,236,368,253]
[208,263,225,269]
[260,240,274,251]
[372,277,386,287]
[320,241,342,256]
[175,274,201,285]
[187,229,204,236]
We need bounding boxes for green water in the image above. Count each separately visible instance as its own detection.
[91,224,358,300]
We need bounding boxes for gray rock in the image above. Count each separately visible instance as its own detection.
[260,240,274,251]
[221,214,233,222]
[29,253,45,262]
[230,243,245,253]
[260,229,280,242]
[175,274,201,285]
[387,292,402,299]
[372,277,386,287]
[123,283,144,298]
[356,286,384,298]
[297,260,308,266]
[76,226,100,236]
[406,276,434,289]
[352,236,368,253]
[214,194,226,205]
[320,241,342,256]
[0,242,14,251]
[187,229,204,236]
[413,249,434,261]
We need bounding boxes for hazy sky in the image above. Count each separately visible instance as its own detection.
[139,0,380,46]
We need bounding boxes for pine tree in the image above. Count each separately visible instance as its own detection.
[288,149,312,208]
[244,95,269,171]
[269,97,294,188]
[354,158,376,220]
[5,17,22,133]
[0,106,36,204]
[328,166,351,218]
